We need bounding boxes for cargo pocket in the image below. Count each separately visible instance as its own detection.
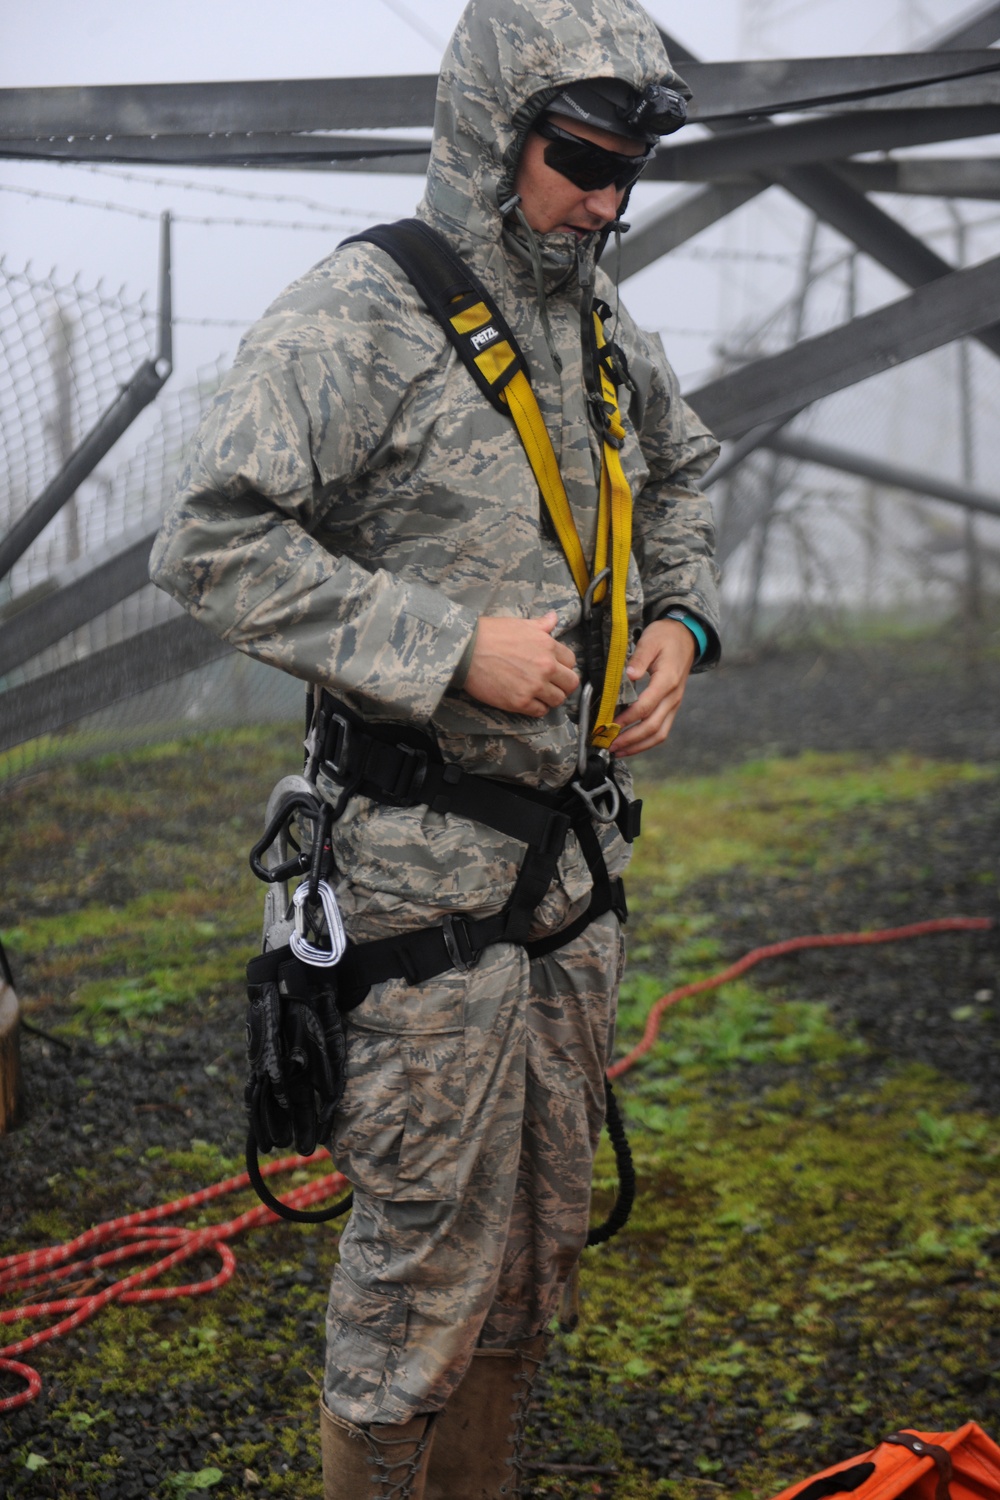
[332,1028,467,1202]
[394,1030,467,1200]
[324,1264,407,1423]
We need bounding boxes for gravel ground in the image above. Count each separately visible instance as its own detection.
[658,641,1000,772]
[2,641,998,1498]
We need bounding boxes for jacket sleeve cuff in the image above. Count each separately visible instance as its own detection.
[649,602,721,672]
[449,622,479,690]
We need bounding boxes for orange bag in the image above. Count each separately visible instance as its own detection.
[768,1424,1000,1500]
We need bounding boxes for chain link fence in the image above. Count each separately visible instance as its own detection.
[0,255,302,790]
[0,258,154,591]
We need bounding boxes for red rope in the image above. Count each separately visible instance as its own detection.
[2,915,992,1414]
[1,1153,347,1413]
[607,917,992,1081]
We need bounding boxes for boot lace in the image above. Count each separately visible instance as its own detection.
[365,1420,435,1499]
[501,1353,542,1497]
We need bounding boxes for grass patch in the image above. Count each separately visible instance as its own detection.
[2,736,998,1498]
[629,752,997,911]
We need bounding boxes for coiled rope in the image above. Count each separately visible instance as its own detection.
[1,1152,347,1413]
[1,914,991,1414]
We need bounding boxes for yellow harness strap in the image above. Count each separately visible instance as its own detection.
[448,300,632,749]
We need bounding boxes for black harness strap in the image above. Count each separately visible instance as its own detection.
[343,218,529,413]
[311,690,630,1011]
[250,222,642,1234]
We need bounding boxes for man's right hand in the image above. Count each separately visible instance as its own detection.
[463,610,579,717]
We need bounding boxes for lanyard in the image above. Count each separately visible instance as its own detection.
[449,298,633,749]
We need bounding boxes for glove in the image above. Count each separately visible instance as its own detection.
[244,947,347,1157]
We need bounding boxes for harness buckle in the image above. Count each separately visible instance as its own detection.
[322,714,353,780]
[441,913,480,972]
[572,748,622,827]
[381,742,429,806]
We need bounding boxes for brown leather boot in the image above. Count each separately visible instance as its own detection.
[320,1399,436,1499]
[424,1335,547,1499]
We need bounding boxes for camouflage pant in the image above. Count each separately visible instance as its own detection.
[322,908,623,1425]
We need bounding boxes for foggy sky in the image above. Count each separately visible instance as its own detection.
[0,0,981,389]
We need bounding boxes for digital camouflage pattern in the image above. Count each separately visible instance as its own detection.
[150,0,720,928]
[152,0,716,747]
[325,911,622,1423]
[150,0,719,1426]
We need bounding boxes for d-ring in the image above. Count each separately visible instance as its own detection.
[571,775,621,826]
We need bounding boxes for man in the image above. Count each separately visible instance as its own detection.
[151,1,720,1495]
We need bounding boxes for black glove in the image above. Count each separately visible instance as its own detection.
[244,947,347,1157]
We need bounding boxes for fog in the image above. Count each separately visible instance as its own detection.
[0,0,975,387]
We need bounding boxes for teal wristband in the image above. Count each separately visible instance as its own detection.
[665,609,708,663]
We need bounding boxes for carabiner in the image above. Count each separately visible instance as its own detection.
[291,880,347,968]
[577,682,594,777]
[582,566,611,622]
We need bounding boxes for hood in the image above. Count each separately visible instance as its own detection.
[420,0,686,256]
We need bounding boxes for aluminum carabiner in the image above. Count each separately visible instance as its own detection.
[582,566,611,623]
[576,681,594,777]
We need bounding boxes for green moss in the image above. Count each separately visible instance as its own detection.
[5,735,999,1498]
[562,1054,1000,1492]
[630,751,997,904]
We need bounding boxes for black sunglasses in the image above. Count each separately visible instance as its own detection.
[534,115,652,193]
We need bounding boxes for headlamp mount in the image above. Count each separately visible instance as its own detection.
[624,83,688,137]
[547,76,690,145]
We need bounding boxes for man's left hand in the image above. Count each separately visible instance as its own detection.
[610,618,696,759]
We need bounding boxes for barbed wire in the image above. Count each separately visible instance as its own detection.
[0,181,373,235]
[4,183,811,267]
[69,163,375,220]
[659,326,722,340]
[669,244,800,265]
[174,315,257,329]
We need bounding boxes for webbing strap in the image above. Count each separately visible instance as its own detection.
[500,368,590,597]
[343,217,633,748]
[590,313,634,748]
[331,864,626,1012]
[317,690,639,847]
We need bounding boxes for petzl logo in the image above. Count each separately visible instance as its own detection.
[471,325,500,351]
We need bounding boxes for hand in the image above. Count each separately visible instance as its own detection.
[463,610,579,717]
[611,618,696,759]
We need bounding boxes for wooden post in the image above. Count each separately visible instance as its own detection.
[0,947,21,1133]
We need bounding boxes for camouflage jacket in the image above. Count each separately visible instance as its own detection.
[150,0,720,933]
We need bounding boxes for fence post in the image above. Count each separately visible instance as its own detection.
[0,937,21,1134]
[0,211,173,585]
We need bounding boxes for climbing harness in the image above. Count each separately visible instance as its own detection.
[243,686,638,1225]
[344,217,635,752]
[243,217,649,1227]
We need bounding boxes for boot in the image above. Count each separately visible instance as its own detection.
[424,1334,547,1499]
[320,1399,436,1499]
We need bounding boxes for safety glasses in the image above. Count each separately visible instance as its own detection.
[535,115,652,193]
